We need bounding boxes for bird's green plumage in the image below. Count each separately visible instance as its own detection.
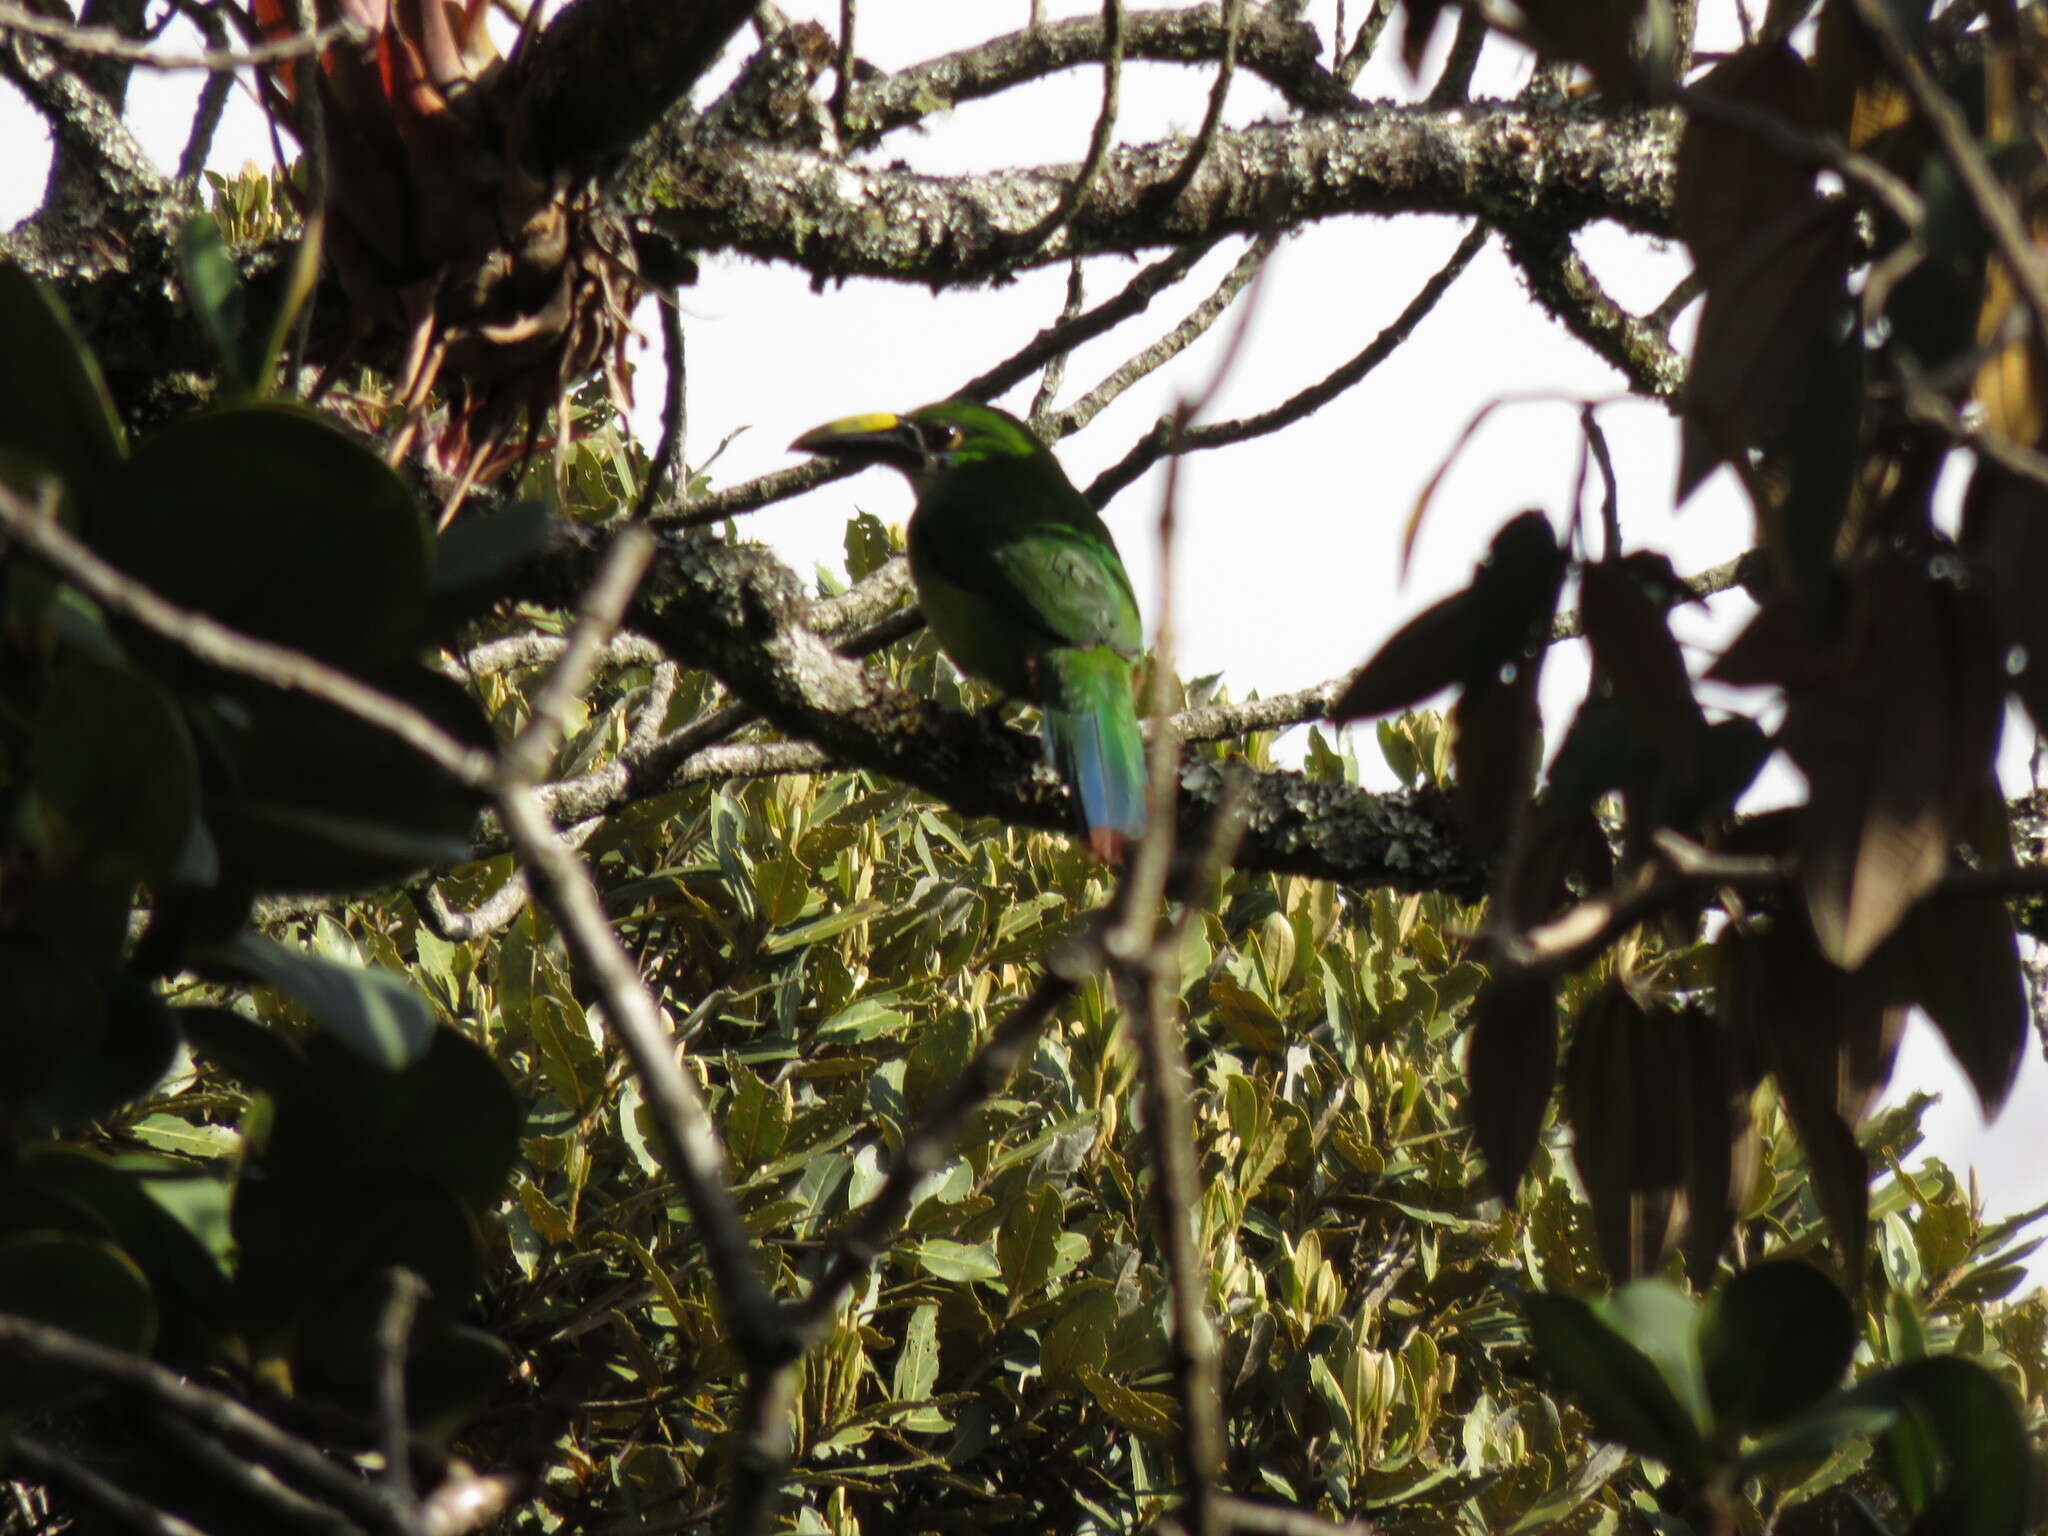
[792,400,1147,859]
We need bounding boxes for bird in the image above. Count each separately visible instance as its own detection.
[792,400,1147,862]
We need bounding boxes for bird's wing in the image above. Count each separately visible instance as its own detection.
[919,515,1142,658]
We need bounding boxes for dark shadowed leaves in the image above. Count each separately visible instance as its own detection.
[1857,1357,2033,1536]
[1465,970,1558,1202]
[1682,213,1857,504]
[200,668,488,892]
[100,403,428,674]
[0,1232,157,1412]
[25,654,201,886]
[1962,462,2048,737]
[1518,0,1675,98]
[0,267,126,524]
[1785,556,2000,970]
[1565,985,1685,1282]
[1699,1260,1855,1434]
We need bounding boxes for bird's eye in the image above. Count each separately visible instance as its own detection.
[939,425,964,450]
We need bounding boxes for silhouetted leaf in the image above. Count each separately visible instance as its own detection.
[1579,556,1704,774]
[24,976,181,1131]
[1518,0,1675,98]
[1888,896,2027,1118]
[1333,512,1562,723]
[1793,553,2000,969]
[177,215,259,395]
[1681,212,1856,501]
[1465,971,1557,1201]
[201,668,488,892]
[1857,1357,2033,1536]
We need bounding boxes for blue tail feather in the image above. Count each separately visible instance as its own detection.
[1041,648,1146,860]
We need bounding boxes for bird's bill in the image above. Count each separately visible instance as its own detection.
[789,412,927,472]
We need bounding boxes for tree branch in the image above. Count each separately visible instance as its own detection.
[632,102,1677,284]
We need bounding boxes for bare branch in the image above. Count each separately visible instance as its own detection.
[1088,220,1487,503]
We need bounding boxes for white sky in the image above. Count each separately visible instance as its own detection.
[3,0,2041,1273]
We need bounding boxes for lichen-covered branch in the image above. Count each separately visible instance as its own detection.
[1502,224,1686,401]
[631,101,1678,284]
[513,521,1482,895]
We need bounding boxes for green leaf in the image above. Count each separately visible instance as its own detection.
[177,215,256,394]
[909,1239,1000,1284]
[1524,1290,1710,1481]
[430,500,558,599]
[892,1302,941,1405]
[998,1185,1064,1303]
[215,930,434,1069]
[199,669,487,892]
[25,975,182,1131]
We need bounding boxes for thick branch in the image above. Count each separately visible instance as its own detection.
[632,102,1678,283]
[521,0,756,173]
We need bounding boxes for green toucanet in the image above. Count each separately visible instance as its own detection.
[792,400,1147,861]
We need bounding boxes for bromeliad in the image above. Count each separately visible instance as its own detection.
[794,401,1148,862]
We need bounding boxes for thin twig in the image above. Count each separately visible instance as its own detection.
[1154,0,1243,209]
[8,1435,211,1536]
[1052,231,1276,440]
[965,239,1218,403]
[374,1269,427,1508]
[151,1414,361,1536]
[1424,5,1486,106]
[494,537,786,1365]
[1014,0,1124,253]
[502,529,658,784]
[0,2,360,68]
[1336,0,1397,87]
[630,298,687,522]
[0,1316,412,1536]
[1088,221,1485,504]
[1031,256,1089,422]
[173,0,234,181]
[829,0,854,139]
